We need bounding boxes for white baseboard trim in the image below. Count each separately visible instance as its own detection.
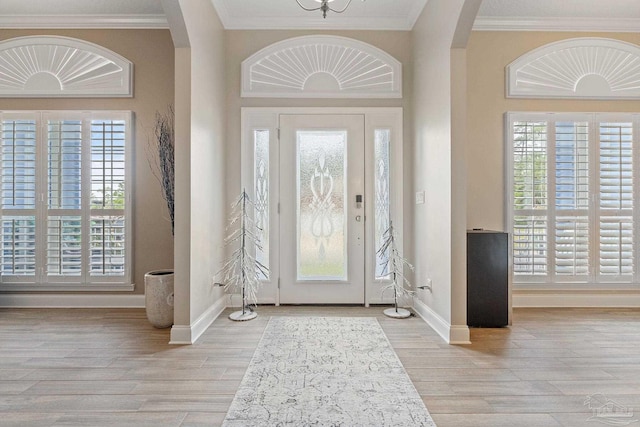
[169,295,227,345]
[168,325,192,345]
[449,325,472,344]
[412,298,471,344]
[514,290,640,307]
[0,293,144,308]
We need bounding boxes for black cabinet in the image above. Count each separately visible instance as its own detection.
[467,230,508,327]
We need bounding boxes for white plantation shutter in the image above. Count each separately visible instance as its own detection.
[508,113,640,286]
[555,216,589,276]
[554,121,590,278]
[599,217,633,276]
[512,120,548,277]
[1,117,37,278]
[47,216,82,276]
[513,216,548,275]
[599,122,633,210]
[598,121,634,279]
[1,216,36,276]
[47,120,82,278]
[90,120,126,277]
[0,111,131,289]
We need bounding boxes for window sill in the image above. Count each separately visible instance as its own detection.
[0,283,135,292]
[514,284,640,292]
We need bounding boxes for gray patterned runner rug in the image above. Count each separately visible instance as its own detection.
[222,316,436,426]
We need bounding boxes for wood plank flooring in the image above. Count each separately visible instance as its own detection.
[1,306,639,426]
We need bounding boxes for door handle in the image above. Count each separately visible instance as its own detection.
[356,194,363,209]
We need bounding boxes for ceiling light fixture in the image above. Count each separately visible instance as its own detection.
[295,0,365,19]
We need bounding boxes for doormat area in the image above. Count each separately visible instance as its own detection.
[222,316,437,426]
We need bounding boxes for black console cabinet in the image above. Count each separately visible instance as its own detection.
[467,230,508,327]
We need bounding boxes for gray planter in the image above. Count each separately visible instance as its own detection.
[144,270,174,328]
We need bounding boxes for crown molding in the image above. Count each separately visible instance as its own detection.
[213,15,413,31]
[0,14,168,29]
[405,0,429,30]
[473,16,640,33]
[211,0,233,28]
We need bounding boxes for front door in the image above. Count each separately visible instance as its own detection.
[279,114,365,304]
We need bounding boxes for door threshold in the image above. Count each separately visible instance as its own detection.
[277,303,367,307]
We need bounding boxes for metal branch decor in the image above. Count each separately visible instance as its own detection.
[217,190,269,321]
[378,221,415,319]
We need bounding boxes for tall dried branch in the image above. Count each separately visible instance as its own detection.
[147,105,175,235]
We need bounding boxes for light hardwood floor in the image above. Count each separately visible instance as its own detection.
[1,306,639,426]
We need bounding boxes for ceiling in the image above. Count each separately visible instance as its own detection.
[479,0,640,19]
[476,0,640,31]
[212,0,427,30]
[0,0,638,31]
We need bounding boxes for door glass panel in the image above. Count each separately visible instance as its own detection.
[375,129,391,279]
[254,130,269,277]
[297,130,347,280]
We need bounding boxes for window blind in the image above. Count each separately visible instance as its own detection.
[508,113,639,286]
[0,111,132,289]
[512,120,548,276]
[598,121,634,278]
[1,118,37,277]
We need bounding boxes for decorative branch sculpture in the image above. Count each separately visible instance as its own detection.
[377,221,415,318]
[216,190,268,321]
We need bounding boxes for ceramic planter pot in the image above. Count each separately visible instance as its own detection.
[144,270,174,328]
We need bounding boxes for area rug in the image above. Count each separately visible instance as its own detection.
[222,316,437,426]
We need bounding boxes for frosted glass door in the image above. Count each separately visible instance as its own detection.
[280,115,365,304]
[297,131,346,280]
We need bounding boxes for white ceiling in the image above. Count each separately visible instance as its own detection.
[212,0,427,30]
[0,0,639,31]
[476,0,640,31]
[478,0,640,19]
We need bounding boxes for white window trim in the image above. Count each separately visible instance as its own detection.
[506,111,640,291]
[0,110,133,292]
